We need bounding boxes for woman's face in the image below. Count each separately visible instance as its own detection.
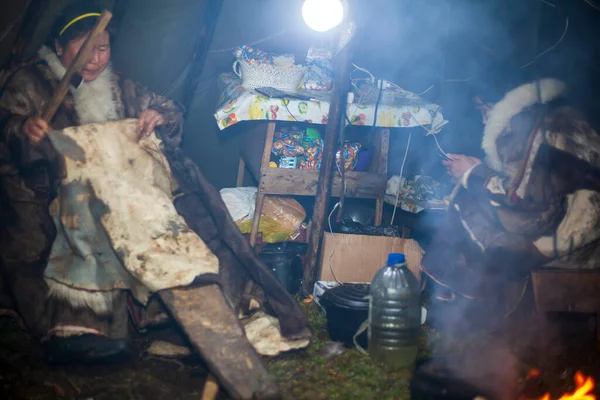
[56,30,110,82]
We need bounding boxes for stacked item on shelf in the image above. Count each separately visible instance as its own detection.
[385,175,448,214]
[220,187,308,243]
[270,125,362,172]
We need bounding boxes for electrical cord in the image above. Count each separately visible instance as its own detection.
[583,0,600,12]
[389,132,412,225]
[283,101,299,121]
[337,112,348,221]
[327,202,342,284]
[371,81,384,128]
[520,16,569,69]
[445,0,566,81]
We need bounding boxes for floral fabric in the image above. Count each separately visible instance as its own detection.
[214,74,447,132]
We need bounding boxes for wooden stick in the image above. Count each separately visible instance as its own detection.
[302,40,353,295]
[201,374,220,400]
[159,285,281,400]
[42,10,112,123]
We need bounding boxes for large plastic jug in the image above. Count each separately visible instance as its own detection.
[368,253,421,368]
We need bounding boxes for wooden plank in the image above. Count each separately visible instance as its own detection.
[318,234,423,283]
[249,191,265,247]
[236,158,245,187]
[370,128,390,175]
[378,129,390,175]
[532,269,600,313]
[259,169,386,199]
[159,285,281,400]
[260,122,276,169]
[375,197,383,225]
[201,374,220,400]
[248,122,277,247]
[302,42,353,295]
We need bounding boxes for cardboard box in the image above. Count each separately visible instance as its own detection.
[318,233,423,283]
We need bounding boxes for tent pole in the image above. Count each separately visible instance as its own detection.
[301,38,353,296]
[182,0,224,110]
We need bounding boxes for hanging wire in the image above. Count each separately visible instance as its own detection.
[446,0,567,81]
[520,16,569,68]
[582,0,600,12]
[389,132,412,225]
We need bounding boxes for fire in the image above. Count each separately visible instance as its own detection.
[535,371,596,400]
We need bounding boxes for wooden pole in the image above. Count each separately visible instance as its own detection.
[42,10,112,123]
[302,38,353,295]
[182,0,224,110]
[159,285,281,400]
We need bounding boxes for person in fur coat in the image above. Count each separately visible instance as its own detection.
[0,2,310,364]
[422,79,600,327]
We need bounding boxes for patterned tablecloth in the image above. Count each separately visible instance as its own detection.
[214,74,448,132]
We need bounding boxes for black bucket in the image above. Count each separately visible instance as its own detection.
[410,357,492,399]
[258,242,307,295]
[320,283,370,348]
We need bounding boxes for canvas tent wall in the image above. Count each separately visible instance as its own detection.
[2,0,600,190]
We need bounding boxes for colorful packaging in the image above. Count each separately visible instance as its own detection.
[234,45,272,66]
[272,126,307,157]
[336,142,361,171]
[279,156,297,169]
[300,47,334,92]
[270,126,361,171]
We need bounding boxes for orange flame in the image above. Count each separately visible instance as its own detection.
[537,371,596,400]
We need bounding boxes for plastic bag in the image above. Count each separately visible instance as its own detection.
[221,187,306,243]
[237,196,306,243]
[240,196,306,243]
[262,196,306,234]
[220,187,258,222]
[237,217,291,243]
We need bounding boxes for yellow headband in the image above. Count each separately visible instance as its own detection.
[59,13,102,36]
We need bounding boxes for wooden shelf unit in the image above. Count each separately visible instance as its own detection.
[237,121,390,246]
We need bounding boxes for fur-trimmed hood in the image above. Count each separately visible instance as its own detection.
[482,78,567,172]
[38,45,119,125]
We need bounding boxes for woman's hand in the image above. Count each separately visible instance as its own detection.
[442,153,482,178]
[22,117,49,144]
[138,109,165,138]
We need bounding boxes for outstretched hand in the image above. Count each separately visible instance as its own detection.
[138,109,165,139]
[442,153,482,178]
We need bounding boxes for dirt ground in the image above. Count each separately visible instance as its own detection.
[0,300,599,400]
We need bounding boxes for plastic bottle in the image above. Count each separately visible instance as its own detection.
[368,253,421,368]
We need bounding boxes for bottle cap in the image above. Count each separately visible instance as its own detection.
[387,253,406,266]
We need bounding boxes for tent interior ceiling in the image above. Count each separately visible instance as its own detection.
[1,0,600,189]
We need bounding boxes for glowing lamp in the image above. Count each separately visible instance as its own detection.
[302,0,344,32]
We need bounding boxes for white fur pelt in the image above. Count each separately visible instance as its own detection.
[46,279,119,316]
[38,45,119,125]
[482,78,566,172]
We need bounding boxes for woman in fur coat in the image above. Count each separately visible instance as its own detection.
[0,2,310,364]
[422,79,600,329]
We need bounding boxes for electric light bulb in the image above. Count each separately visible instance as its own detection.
[302,0,344,32]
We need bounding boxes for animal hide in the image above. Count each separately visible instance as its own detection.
[44,120,219,307]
